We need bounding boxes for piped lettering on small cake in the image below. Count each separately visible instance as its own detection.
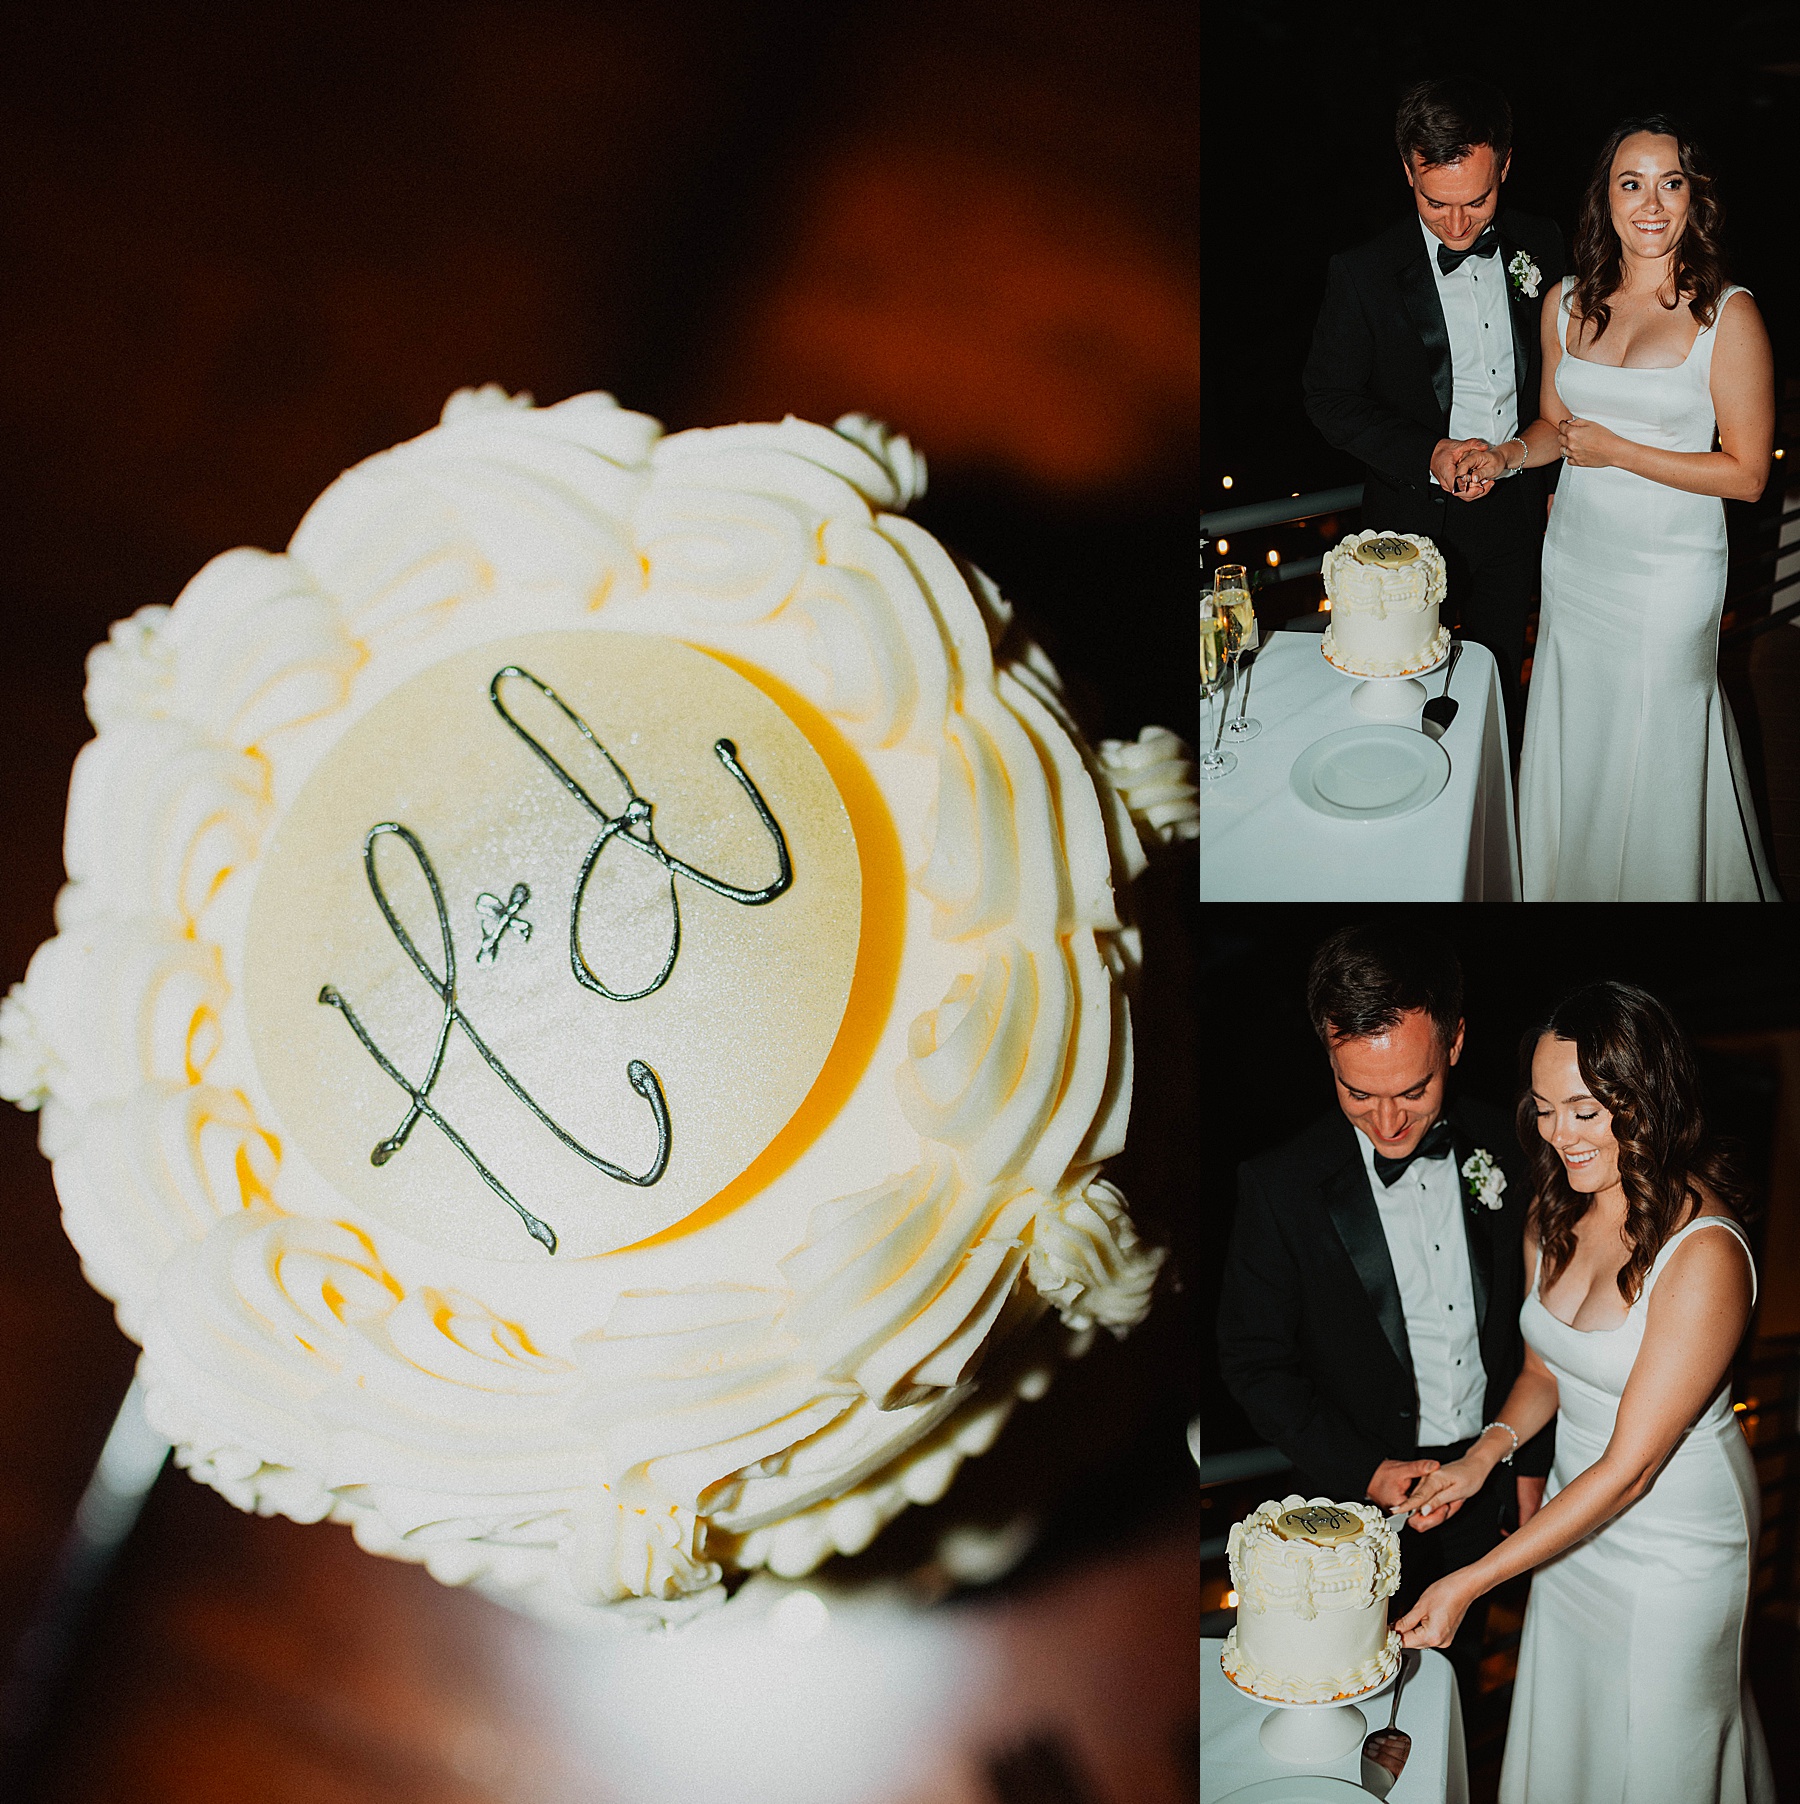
[490,666,792,1002]
[1272,1503,1365,1545]
[320,824,672,1254]
[1351,536,1420,568]
[317,666,796,1254]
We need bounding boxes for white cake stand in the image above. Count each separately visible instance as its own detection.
[1321,639,1449,724]
[1221,1656,1399,1763]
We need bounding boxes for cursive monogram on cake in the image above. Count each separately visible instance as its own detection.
[243,629,862,1262]
[313,663,798,1253]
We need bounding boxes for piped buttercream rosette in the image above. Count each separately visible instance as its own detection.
[1,388,1173,1627]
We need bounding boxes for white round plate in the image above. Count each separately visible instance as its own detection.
[1211,1779,1373,1803]
[1289,726,1450,822]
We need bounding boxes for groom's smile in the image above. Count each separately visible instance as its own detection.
[1328,1007,1465,1158]
[1403,144,1510,250]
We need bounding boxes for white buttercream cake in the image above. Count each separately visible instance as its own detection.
[1221,1495,1402,1703]
[1320,530,1449,678]
[0,387,1183,1628]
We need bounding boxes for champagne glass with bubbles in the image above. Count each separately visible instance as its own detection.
[1200,591,1239,780]
[1214,565,1261,741]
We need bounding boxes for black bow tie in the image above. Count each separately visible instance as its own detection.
[1437,226,1500,275]
[1373,1117,1455,1187]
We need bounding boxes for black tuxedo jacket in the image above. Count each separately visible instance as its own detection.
[1217,1097,1552,1502]
[1303,209,1566,494]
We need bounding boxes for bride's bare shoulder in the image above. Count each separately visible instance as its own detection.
[1656,1200,1751,1301]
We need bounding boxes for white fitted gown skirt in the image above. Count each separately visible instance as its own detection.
[1500,1219,1776,1804]
[1518,281,1775,900]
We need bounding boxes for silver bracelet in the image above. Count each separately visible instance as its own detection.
[1496,439,1525,479]
[1482,1420,1521,1464]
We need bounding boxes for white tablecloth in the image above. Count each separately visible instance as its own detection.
[1198,632,1519,900]
[1201,1639,1469,1804]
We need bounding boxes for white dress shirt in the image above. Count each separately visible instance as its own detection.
[1421,217,1519,485]
[1355,1121,1486,1445]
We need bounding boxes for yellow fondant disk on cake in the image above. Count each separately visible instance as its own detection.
[1273,1504,1366,1545]
[1351,536,1420,567]
[243,630,863,1260]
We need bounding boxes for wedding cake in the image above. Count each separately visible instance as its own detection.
[0,387,1189,1628]
[1321,530,1449,678]
[1221,1495,1402,1703]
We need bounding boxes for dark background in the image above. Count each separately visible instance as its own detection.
[0,7,1198,1802]
[1203,0,1800,505]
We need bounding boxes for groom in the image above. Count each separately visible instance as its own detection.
[1303,78,1565,755]
[1216,924,1551,1704]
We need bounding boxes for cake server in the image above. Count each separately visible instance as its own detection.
[1358,1650,1414,1798]
[1420,639,1462,740]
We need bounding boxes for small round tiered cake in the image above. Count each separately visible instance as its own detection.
[1321,530,1449,678]
[1221,1495,1402,1704]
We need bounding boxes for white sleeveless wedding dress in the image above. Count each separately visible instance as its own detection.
[1500,1217,1775,1804]
[1517,279,1776,900]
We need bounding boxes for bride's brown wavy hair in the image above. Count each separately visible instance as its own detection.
[1571,114,1730,344]
[1515,981,1751,1306]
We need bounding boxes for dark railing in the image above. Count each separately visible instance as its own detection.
[1723,485,1800,643]
[1200,485,1364,539]
[1738,1332,1800,1606]
[1199,484,1363,587]
[1196,1445,1295,1560]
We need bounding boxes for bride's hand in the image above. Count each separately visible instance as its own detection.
[1558,416,1626,469]
[1395,1572,1478,1650]
[1397,1454,1488,1530]
[1451,443,1506,496]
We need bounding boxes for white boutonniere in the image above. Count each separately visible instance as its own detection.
[1462,1148,1507,1210]
[1508,252,1541,300]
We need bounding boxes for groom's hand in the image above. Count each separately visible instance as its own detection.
[1365,1456,1440,1511]
[1431,437,1493,499]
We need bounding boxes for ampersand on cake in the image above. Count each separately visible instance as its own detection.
[1221,1494,1403,1703]
[1321,530,1450,679]
[0,386,1190,1629]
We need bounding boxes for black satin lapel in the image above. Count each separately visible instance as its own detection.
[1397,246,1453,420]
[1451,1121,1494,1332]
[1323,1160,1413,1381]
[1501,239,1534,424]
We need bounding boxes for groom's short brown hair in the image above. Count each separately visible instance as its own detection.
[1307,924,1464,1051]
[1395,78,1513,170]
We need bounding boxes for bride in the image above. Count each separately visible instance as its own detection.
[1456,117,1776,899]
[1393,981,1775,1804]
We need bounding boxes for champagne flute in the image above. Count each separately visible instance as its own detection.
[1214,566,1262,742]
[1199,594,1238,780]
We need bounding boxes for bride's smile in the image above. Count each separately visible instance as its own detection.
[1610,131,1691,268]
[1530,1036,1621,1199]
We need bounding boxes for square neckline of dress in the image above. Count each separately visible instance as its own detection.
[1532,1242,1633,1335]
[1558,276,1710,372]
[1560,315,1705,372]
[1533,1211,1745,1334]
